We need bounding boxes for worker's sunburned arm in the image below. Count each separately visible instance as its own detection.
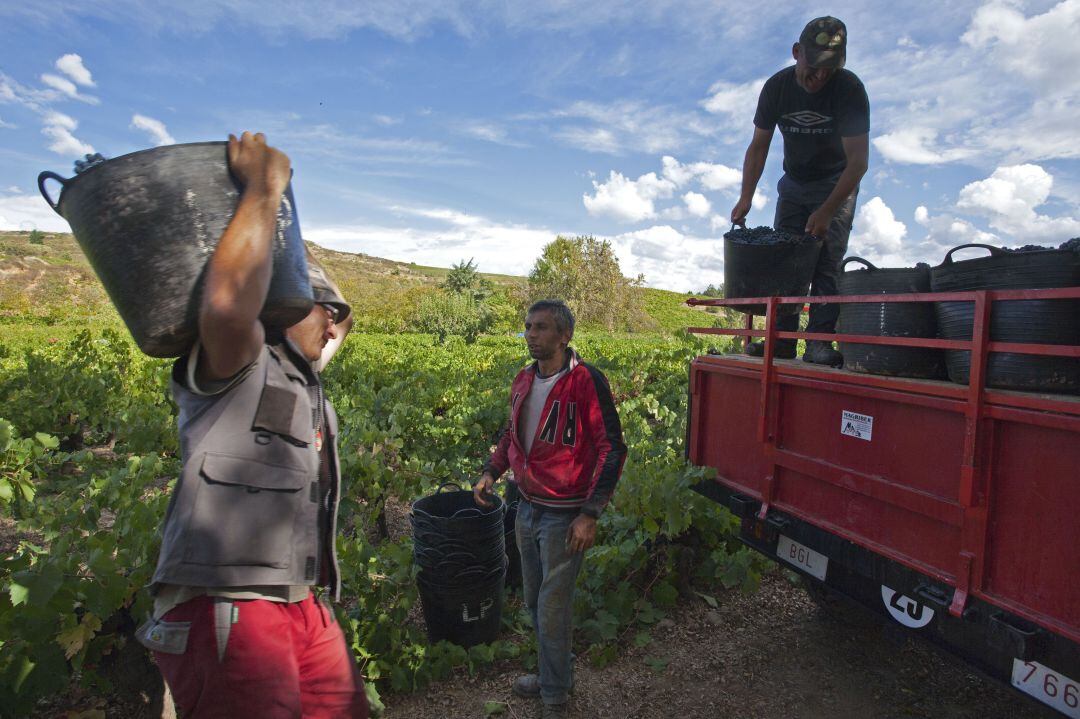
[805,133,868,238]
[197,131,291,381]
[730,127,773,226]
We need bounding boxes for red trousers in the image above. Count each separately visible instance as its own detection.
[153,594,368,719]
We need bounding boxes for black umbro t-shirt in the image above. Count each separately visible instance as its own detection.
[753,66,869,183]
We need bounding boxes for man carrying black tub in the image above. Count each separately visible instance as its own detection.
[137,131,368,718]
[730,16,869,366]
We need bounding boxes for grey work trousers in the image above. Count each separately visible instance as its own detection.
[772,173,859,349]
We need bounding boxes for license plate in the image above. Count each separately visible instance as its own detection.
[776,535,828,580]
[1012,659,1080,717]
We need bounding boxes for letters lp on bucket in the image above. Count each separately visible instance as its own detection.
[841,410,873,441]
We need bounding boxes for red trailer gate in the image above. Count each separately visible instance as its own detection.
[685,287,1080,717]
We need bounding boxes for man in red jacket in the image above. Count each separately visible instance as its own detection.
[474,299,626,719]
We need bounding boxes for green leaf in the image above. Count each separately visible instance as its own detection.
[0,419,12,451]
[696,591,718,608]
[18,478,35,503]
[633,630,652,648]
[483,701,507,716]
[10,564,64,606]
[0,478,13,502]
[34,432,59,449]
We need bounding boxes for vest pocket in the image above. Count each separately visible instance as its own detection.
[183,452,308,568]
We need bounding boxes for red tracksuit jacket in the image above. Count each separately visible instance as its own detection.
[483,350,626,516]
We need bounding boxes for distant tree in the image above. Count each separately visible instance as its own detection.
[27,230,45,244]
[699,283,724,298]
[527,235,646,331]
[411,258,511,342]
[412,291,491,343]
[443,258,492,302]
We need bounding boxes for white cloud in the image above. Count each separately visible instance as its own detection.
[962,0,1080,94]
[55,54,95,86]
[700,78,766,131]
[461,122,527,147]
[41,111,93,156]
[582,170,675,223]
[873,128,974,165]
[373,114,400,126]
[0,191,72,232]
[548,100,712,155]
[752,186,768,210]
[130,113,175,146]
[849,197,907,265]
[304,208,556,276]
[660,155,741,192]
[39,72,99,104]
[683,191,710,218]
[914,206,929,225]
[864,1,1080,166]
[43,110,76,131]
[956,164,1080,241]
[604,224,724,291]
[40,73,78,97]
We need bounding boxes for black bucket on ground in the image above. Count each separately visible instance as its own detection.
[836,257,946,379]
[723,226,823,315]
[930,243,1080,393]
[416,571,505,647]
[38,142,313,357]
[411,483,507,646]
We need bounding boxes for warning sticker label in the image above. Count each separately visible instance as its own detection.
[841,410,873,441]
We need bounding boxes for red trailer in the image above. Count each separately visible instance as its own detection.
[685,287,1079,717]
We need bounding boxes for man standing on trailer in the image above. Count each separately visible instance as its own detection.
[137,131,368,718]
[730,16,869,366]
[474,299,626,719]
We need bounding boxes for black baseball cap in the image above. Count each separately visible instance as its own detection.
[799,16,847,69]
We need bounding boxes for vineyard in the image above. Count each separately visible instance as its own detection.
[0,322,768,717]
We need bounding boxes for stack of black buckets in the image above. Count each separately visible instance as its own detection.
[411,485,507,647]
[836,242,1079,394]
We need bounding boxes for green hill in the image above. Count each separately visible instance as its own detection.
[0,230,722,334]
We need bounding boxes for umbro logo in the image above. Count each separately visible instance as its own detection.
[782,111,831,126]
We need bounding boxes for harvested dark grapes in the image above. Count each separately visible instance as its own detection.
[723,226,806,245]
[1003,239,1080,253]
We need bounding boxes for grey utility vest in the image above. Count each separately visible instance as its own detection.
[151,340,342,599]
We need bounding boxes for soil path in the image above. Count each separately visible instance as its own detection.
[384,573,1056,719]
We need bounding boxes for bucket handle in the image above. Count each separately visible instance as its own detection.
[942,243,1005,265]
[435,481,463,494]
[37,171,69,216]
[841,256,878,272]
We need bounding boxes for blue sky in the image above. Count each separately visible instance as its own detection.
[2,0,1078,291]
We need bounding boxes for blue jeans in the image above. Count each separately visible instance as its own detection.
[773,173,859,349]
[515,500,584,706]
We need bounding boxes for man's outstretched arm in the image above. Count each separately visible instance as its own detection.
[731,127,773,227]
[198,132,291,381]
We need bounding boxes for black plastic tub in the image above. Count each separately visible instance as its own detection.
[929,243,1079,393]
[38,142,313,357]
[723,226,822,315]
[837,257,946,379]
[411,486,505,535]
[416,570,505,647]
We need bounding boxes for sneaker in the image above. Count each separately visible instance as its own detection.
[802,340,844,367]
[542,703,569,719]
[745,340,796,360]
[512,674,540,698]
